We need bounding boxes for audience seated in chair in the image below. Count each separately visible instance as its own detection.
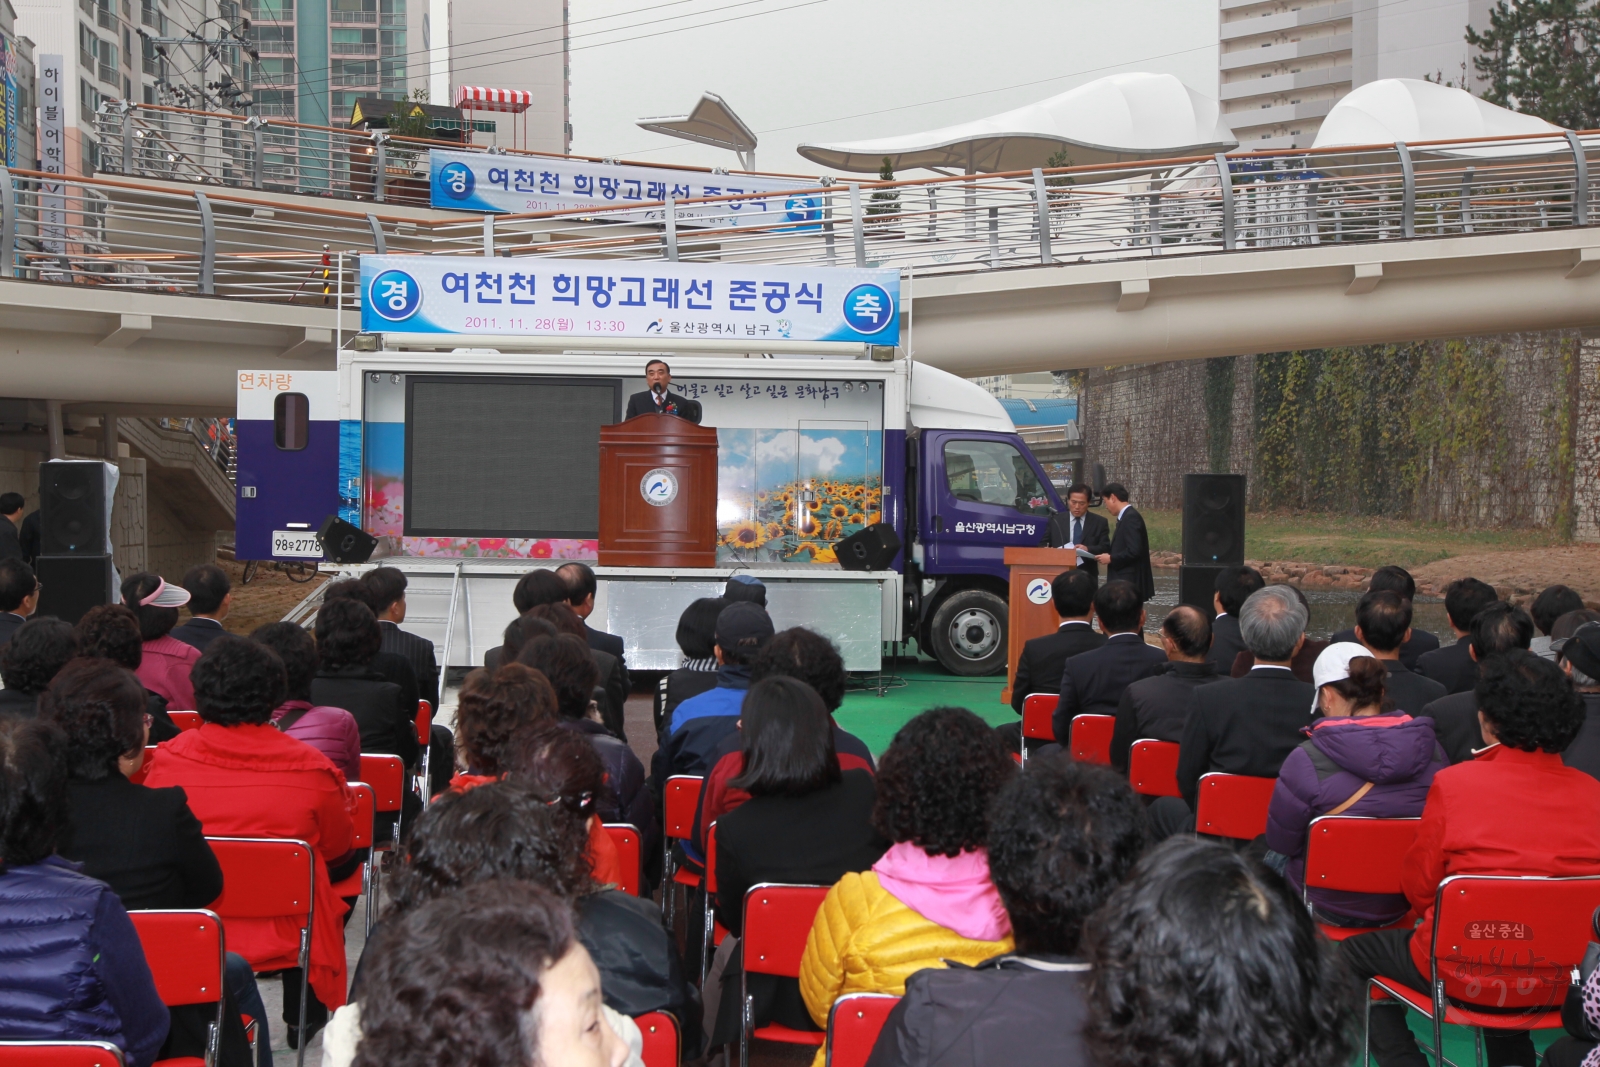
[359,567,454,797]
[653,602,775,791]
[1557,617,1600,782]
[798,707,1016,1067]
[44,657,263,1067]
[74,605,181,742]
[1150,584,1315,840]
[1414,577,1500,695]
[509,725,632,900]
[0,617,77,719]
[340,880,627,1067]
[1530,584,1586,662]
[0,716,169,1067]
[170,563,232,654]
[1330,565,1438,670]
[309,597,419,770]
[1264,645,1444,929]
[1085,836,1352,1067]
[1207,565,1264,675]
[1338,651,1600,1067]
[251,623,361,782]
[1003,569,1104,751]
[704,676,888,1052]
[1351,590,1447,715]
[520,602,629,741]
[1048,580,1167,750]
[122,573,201,711]
[143,635,357,1051]
[1417,602,1533,763]
[448,662,558,791]
[1109,606,1220,775]
[654,597,725,736]
[1229,584,1329,682]
[867,760,1148,1067]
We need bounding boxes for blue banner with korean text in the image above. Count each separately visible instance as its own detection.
[359,256,901,345]
[427,148,820,226]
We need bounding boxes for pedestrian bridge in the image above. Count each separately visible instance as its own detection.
[5,110,1600,408]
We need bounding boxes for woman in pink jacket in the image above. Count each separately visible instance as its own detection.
[253,622,362,781]
[122,574,201,711]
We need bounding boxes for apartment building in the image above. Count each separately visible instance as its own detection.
[242,0,427,127]
[1218,0,1492,150]
[2,0,38,168]
[443,0,567,153]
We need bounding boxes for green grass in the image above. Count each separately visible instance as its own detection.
[1140,509,1567,570]
[837,655,1009,755]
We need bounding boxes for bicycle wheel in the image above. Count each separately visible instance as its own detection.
[282,560,319,583]
[241,559,260,584]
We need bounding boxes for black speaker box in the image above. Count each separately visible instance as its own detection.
[1178,564,1224,619]
[41,461,109,556]
[318,513,378,564]
[1182,473,1246,565]
[834,522,902,571]
[36,555,113,624]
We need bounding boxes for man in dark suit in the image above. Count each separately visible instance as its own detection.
[1331,565,1439,669]
[1208,565,1263,675]
[1419,602,1533,762]
[363,566,441,710]
[1110,605,1220,774]
[557,561,629,673]
[1095,483,1154,604]
[1043,483,1110,584]
[1050,579,1167,747]
[1002,569,1104,753]
[0,493,24,562]
[1352,589,1447,715]
[624,358,702,423]
[0,559,39,649]
[170,564,232,653]
[1150,584,1316,839]
[1415,577,1499,695]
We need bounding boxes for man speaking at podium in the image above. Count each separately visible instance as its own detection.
[625,359,702,423]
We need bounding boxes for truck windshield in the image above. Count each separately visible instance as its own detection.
[943,440,1052,516]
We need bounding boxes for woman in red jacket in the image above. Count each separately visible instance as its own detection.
[1340,650,1600,1067]
[144,635,356,1051]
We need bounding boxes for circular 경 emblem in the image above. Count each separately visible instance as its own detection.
[640,468,678,507]
[1026,577,1053,605]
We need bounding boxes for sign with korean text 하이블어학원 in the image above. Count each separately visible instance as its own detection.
[38,55,64,254]
[359,256,901,345]
[427,148,821,226]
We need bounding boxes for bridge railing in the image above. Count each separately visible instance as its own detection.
[5,128,1598,311]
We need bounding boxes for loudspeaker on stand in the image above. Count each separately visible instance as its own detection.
[833,523,902,571]
[1181,473,1246,565]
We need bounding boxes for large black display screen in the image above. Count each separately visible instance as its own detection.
[404,375,621,538]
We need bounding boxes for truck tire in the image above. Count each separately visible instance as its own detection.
[927,588,1008,676]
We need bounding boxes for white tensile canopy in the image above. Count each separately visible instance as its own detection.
[795,72,1238,175]
[637,92,760,170]
[1312,78,1569,156]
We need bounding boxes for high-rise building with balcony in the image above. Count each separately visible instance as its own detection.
[1,0,39,169]
[442,0,568,153]
[242,0,426,127]
[1218,0,1492,150]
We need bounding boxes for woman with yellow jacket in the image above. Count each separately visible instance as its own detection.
[798,707,1017,1060]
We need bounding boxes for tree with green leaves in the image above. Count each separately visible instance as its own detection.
[867,156,900,217]
[1466,0,1600,129]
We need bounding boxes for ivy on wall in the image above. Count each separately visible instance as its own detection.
[1204,356,1237,474]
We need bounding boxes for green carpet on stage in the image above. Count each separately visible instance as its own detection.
[836,653,1011,757]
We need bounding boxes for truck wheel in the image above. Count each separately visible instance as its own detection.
[927,588,1008,676]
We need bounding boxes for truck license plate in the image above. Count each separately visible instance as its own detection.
[271,530,323,559]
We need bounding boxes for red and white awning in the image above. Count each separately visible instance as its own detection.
[454,86,533,114]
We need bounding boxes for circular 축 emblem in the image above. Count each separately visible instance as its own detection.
[1025,577,1053,605]
[640,468,679,507]
[437,161,475,201]
[368,269,421,322]
[841,282,895,335]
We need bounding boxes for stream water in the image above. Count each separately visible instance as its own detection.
[1150,569,1452,643]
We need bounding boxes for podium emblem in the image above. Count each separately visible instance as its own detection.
[1025,577,1053,605]
[640,468,679,507]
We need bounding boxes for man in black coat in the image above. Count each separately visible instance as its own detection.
[1150,585,1315,839]
[1094,483,1154,604]
[1416,577,1499,695]
[1110,606,1221,774]
[359,567,455,797]
[1043,483,1110,584]
[170,564,232,653]
[1419,602,1533,763]
[1331,565,1439,670]
[557,561,628,663]
[1050,580,1167,747]
[1002,569,1104,753]
[1207,566,1263,675]
[1559,622,1600,782]
[624,358,702,422]
[0,493,24,562]
[1352,589,1447,716]
[0,558,39,649]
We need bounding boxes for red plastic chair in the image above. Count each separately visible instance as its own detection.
[635,1011,679,1067]
[414,701,433,809]
[360,753,405,920]
[329,782,376,933]
[128,746,160,786]
[1128,739,1181,798]
[1019,693,1055,766]
[1195,772,1276,840]
[129,909,225,1067]
[740,883,832,1067]
[604,823,642,896]
[825,993,900,1067]
[1302,815,1420,941]
[168,711,203,732]
[1367,874,1600,1067]
[205,838,317,1067]
[1068,714,1115,766]
[0,1043,126,1067]
[661,775,704,930]
[699,821,730,986]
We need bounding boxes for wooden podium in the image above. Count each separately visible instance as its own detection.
[1001,546,1083,704]
[598,413,719,568]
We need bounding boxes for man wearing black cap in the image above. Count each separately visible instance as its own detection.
[651,601,775,787]
[1559,620,1600,782]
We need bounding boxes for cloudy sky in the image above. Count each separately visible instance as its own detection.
[565,0,1220,175]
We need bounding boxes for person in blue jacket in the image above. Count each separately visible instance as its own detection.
[652,601,776,788]
[0,716,169,1066]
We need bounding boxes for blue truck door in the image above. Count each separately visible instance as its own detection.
[923,430,1059,578]
[235,371,341,562]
